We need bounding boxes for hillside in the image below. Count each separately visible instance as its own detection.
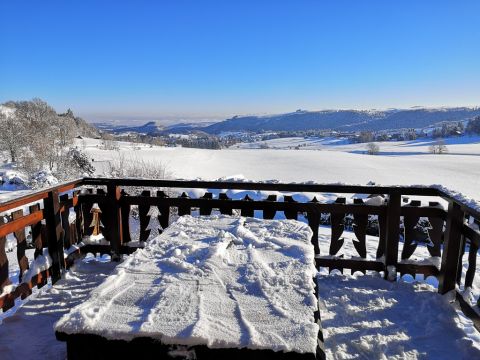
[202,107,480,134]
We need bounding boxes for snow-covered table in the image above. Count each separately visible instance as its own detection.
[55,215,322,359]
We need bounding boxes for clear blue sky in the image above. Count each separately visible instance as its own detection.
[1,0,479,122]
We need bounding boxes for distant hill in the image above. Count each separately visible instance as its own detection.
[202,107,480,134]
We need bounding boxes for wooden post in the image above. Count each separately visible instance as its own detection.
[105,184,123,261]
[438,201,464,294]
[384,192,401,280]
[44,190,65,284]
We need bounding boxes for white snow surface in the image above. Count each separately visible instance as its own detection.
[319,274,480,359]
[55,215,320,354]
[78,137,480,201]
[0,254,117,360]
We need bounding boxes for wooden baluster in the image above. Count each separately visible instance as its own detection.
[384,192,401,280]
[465,240,478,288]
[139,190,151,242]
[200,193,213,216]
[157,191,170,231]
[427,202,444,258]
[74,191,84,242]
[60,194,72,250]
[329,197,346,256]
[0,216,11,296]
[81,188,94,236]
[438,202,464,294]
[121,190,132,243]
[241,194,254,217]
[44,190,65,284]
[401,200,420,260]
[352,198,368,258]
[29,204,43,259]
[283,195,298,220]
[307,198,321,256]
[103,185,123,261]
[376,213,387,259]
[263,195,277,219]
[12,210,29,283]
[218,193,232,215]
[178,192,191,216]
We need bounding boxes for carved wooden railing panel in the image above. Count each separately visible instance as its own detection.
[0,180,83,311]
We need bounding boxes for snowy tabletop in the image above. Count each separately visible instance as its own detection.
[55,215,319,354]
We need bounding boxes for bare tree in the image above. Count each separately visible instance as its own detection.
[366,142,380,155]
[429,139,448,154]
[0,111,24,162]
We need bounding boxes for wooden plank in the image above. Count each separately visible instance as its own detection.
[0,209,44,238]
[29,204,43,259]
[462,224,480,248]
[120,190,132,243]
[199,192,213,216]
[178,192,192,216]
[12,210,29,283]
[57,332,321,360]
[427,216,444,258]
[0,216,11,294]
[44,190,65,283]
[0,178,82,214]
[104,185,123,261]
[0,268,52,311]
[465,241,478,288]
[396,263,439,277]
[438,202,464,294]
[329,198,345,256]
[352,200,368,258]
[156,191,170,231]
[315,257,384,272]
[401,205,420,260]
[384,192,401,280]
[307,207,321,255]
[138,190,151,242]
[81,177,441,197]
[60,194,72,249]
[400,206,446,219]
[218,193,233,215]
[120,196,388,216]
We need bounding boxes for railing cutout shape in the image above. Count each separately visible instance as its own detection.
[0,178,479,332]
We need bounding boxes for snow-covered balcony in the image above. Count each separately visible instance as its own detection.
[0,178,479,359]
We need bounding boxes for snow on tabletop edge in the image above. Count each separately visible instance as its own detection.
[55,215,320,354]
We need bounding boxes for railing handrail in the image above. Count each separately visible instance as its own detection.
[82,177,442,195]
[0,178,83,214]
[2,177,479,220]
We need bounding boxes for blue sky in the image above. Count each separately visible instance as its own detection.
[1,0,479,122]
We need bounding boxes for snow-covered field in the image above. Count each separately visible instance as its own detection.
[77,137,480,202]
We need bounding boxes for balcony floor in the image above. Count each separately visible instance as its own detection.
[1,227,480,359]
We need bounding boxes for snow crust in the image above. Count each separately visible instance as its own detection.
[55,215,319,354]
[21,249,52,284]
[319,274,480,359]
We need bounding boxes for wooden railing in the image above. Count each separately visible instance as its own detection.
[0,177,479,331]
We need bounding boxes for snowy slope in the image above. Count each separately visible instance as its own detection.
[80,138,480,201]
